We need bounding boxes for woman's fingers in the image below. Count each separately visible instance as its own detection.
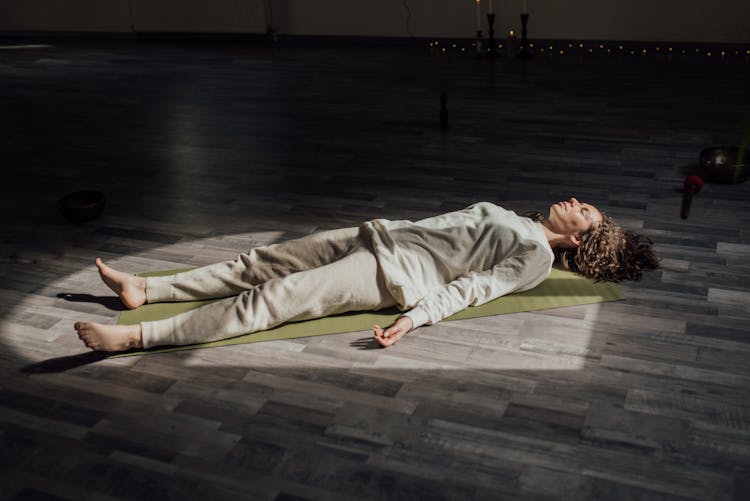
[373,321,412,348]
[373,325,394,347]
[375,333,395,348]
[373,325,388,345]
[374,324,392,338]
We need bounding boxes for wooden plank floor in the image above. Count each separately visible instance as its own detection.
[1,38,750,500]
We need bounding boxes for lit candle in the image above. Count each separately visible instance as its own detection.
[476,0,481,31]
[523,0,528,13]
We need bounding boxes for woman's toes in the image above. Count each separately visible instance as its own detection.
[74,322,139,352]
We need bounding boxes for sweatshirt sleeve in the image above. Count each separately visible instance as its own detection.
[401,248,549,329]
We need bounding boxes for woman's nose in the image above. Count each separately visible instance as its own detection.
[570,197,580,205]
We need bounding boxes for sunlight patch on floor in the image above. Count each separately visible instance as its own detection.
[6,231,600,371]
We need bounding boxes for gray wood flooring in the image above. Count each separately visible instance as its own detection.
[1,37,749,500]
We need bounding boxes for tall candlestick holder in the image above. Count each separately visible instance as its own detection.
[486,13,497,57]
[518,13,532,59]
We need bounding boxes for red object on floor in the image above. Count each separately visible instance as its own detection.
[681,175,704,219]
[684,175,704,193]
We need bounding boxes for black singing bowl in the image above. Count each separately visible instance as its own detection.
[700,146,749,184]
[57,190,106,223]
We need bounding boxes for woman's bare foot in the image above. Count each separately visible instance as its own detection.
[74,321,143,352]
[96,257,147,309]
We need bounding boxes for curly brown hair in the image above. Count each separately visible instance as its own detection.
[525,211,659,282]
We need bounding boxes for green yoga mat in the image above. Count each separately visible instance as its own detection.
[112,267,623,358]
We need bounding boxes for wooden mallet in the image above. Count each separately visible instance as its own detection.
[681,175,704,219]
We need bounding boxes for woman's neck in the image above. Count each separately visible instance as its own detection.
[538,221,576,250]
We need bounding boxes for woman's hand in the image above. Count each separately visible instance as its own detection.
[373,315,414,348]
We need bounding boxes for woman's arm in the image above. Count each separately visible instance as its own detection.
[400,248,550,330]
[373,315,414,348]
[371,246,550,348]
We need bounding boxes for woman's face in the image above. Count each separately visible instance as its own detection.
[547,197,603,236]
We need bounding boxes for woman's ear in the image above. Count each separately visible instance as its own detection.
[567,234,582,248]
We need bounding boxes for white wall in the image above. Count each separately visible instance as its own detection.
[1,0,748,43]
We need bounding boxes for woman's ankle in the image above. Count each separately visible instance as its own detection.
[130,324,144,349]
[139,277,148,304]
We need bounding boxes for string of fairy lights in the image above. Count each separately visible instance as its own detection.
[428,40,750,59]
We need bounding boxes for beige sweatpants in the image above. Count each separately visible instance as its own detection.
[140,226,397,349]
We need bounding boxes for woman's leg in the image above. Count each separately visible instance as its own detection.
[145,226,361,303]
[140,244,396,349]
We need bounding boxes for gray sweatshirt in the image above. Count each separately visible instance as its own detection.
[361,202,554,329]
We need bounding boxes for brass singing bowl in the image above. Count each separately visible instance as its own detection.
[700,146,749,184]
